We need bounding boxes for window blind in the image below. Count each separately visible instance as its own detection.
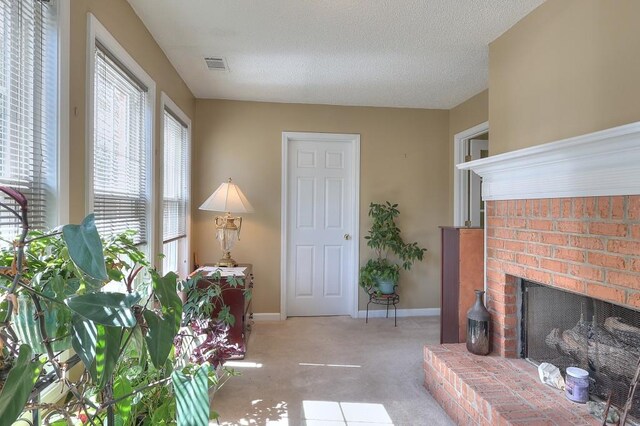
[0,0,57,244]
[92,43,148,245]
[162,109,188,243]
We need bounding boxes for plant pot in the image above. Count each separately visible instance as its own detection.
[13,294,73,353]
[466,290,491,355]
[375,278,396,295]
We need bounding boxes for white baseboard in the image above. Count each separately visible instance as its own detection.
[356,308,440,319]
[252,313,282,321]
[253,309,440,321]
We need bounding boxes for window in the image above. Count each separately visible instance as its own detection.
[0,0,58,244]
[92,44,148,244]
[162,98,190,276]
[89,15,155,255]
[0,0,67,410]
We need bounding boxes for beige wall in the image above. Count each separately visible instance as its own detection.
[447,90,488,221]
[193,100,449,313]
[489,0,640,155]
[68,0,195,232]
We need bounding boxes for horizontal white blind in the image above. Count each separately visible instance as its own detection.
[0,0,57,243]
[162,109,188,243]
[93,43,148,244]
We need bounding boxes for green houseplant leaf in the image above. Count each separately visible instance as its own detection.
[92,324,122,389]
[143,310,177,369]
[70,318,122,389]
[71,314,98,379]
[65,292,140,327]
[0,345,43,426]
[13,295,73,353]
[62,213,108,281]
[151,271,183,331]
[113,376,133,423]
[172,365,210,426]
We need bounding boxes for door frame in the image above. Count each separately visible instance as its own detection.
[453,121,489,226]
[280,132,361,320]
[469,139,489,227]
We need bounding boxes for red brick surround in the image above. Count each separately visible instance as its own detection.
[486,195,640,357]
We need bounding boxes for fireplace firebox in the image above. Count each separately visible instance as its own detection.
[520,280,640,419]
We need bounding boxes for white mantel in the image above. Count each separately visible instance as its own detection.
[458,122,640,201]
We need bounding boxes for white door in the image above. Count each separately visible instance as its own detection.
[468,139,489,227]
[283,133,359,317]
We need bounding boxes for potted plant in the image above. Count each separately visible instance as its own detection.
[0,187,240,425]
[360,202,427,294]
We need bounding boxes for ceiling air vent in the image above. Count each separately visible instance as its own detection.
[204,57,228,71]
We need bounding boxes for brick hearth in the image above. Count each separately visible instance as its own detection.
[424,344,598,426]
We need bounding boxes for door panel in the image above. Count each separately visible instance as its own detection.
[296,177,315,228]
[286,137,355,316]
[325,151,344,169]
[325,178,344,228]
[295,245,314,297]
[297,150,316,168]
[323,245,343,297]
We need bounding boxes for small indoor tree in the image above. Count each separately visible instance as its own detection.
[359,202,427,294]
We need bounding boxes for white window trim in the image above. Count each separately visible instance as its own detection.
[38,0,71,404]
[55,0,70,225]
[159,92,191,277]
[85,13,157,259]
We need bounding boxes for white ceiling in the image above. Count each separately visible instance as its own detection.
[127,0,544,109]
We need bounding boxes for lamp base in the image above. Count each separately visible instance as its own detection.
[216,251,238,267]
[216,258,238,267]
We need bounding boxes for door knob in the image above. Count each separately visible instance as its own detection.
[344,234,351,240]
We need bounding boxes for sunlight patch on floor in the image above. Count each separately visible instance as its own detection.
[217,400,288,425]
[265,419,289,425]
[302,400,394,425]
[224,360,264,368]
[298,363,361,368]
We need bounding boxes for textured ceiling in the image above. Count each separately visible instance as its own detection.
[126,0,544,109]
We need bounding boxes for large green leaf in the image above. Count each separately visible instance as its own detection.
[65,292,140,327]
[113,376,133,423]
[151,271,183,331]
[62,214,108,281]
[71,316,122,388]
[71,314,98,380]
[172,366,210,426]
[91,324,122,390]
[0,345,43,426]
[143,310,176,369]
[150,398,175,425]
[13,295,73,353]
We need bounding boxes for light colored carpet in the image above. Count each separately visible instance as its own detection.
[211,316,454,426]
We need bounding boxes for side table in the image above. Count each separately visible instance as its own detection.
[365,286,399,327]
[194,264,253,358]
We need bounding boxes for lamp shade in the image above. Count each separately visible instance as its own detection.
[199,179,254,213]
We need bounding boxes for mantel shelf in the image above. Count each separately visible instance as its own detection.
[457,121,640,201]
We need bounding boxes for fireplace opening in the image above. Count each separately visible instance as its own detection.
[520,280,640,419]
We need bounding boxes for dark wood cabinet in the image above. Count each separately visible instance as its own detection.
[440,227,484,344]
[197,264,253,358]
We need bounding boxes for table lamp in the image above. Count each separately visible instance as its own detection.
[199,178,254,267]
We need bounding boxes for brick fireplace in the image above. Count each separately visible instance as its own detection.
[486,195,640,357]
[424,123,640,425]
